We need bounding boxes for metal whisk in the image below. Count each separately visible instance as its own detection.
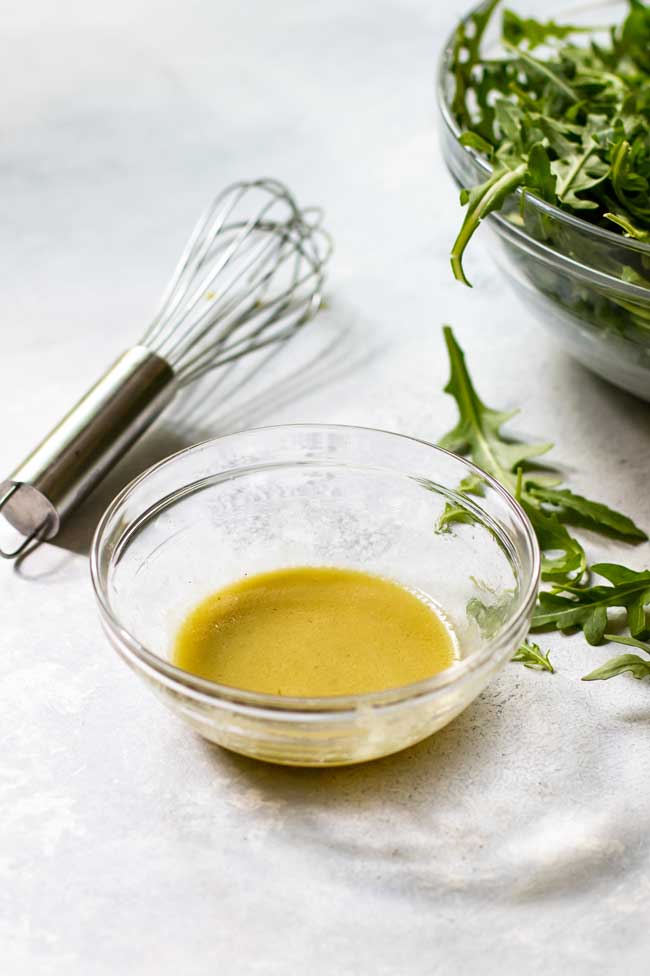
[0,178,332,558]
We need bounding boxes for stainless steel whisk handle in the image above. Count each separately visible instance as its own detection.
[0,345,175,558]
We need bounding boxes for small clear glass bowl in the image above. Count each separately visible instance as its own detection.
[437,0,650,401]
[91,425,539,766]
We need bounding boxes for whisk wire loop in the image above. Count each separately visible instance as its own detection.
[140,179,330,382]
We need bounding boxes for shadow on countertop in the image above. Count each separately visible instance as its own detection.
[554,355,650,440]
[12,305,380,568]
[202,680,644,906]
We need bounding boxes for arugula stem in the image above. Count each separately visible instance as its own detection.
[442,327,510,483]
[451,163,527,286]
[502,40,579,102]
[556,141,597,199]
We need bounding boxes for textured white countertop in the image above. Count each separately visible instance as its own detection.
[2,1,650,973]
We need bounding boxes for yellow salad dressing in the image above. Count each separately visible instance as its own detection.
[172,566,456,696]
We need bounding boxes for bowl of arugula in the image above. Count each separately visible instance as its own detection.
[437,0,650,400]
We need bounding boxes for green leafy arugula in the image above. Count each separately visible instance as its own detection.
[582,635,650,681]
[502,10,592,49]
[512,641,555,673]
[533,564,650,644]
[438,326,648,680]
[438,326,645,585]
[448,0,650,287]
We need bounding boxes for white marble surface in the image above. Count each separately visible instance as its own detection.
[2,1,650,973]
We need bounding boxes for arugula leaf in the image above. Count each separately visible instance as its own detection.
[532,564,650,644]
[551,120,610,209]
[512,641,554,672]
[438,327,644,584]
[526,485,648,541]
[582,635,650,681]
[618,0,650,73]
[520,500,587,581]
[436,501,477,534]
[502,39,580,103]
[451,0,502,128]
[603,633,650,653]
[608,137,650,221]
[438,325,551,490]
[583,654,650,681]
[502,9,592,50]
[460,131,495,158]
[451,163,528,286]
[524,143,557,204]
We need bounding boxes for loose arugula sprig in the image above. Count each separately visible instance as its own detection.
[533,564,650,644]
[449,0,650,286]
[583,635,650,681]
[512,641,554,673]
[438,326,649,679]
[438,326,645,584]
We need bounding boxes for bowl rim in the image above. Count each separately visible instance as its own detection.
[90,423,541,716]
[435,0,650,261]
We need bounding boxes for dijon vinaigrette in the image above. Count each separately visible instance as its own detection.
[172,566,457,697]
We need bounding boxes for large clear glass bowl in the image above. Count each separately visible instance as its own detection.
[437,0,650,401]
[90,425,539,766]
